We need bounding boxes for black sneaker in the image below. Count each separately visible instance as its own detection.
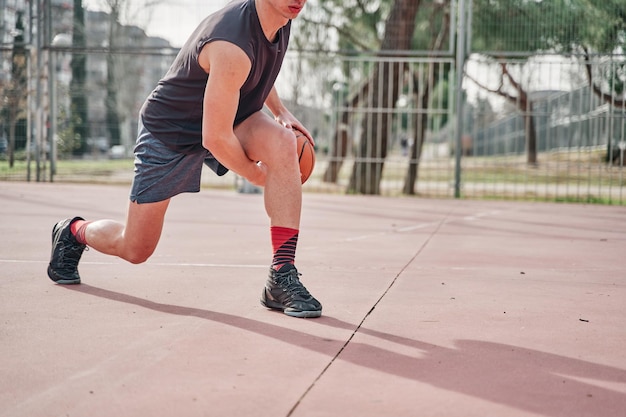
[261,264,322,318]
[47,217,86,284]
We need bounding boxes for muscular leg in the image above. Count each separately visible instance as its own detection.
[234,111,302,228]
[236,111,321,317]
[83,199,170,264]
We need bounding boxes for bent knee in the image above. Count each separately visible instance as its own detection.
[265,130,299,166]
[126,255,150,265]
[122,248,154,265]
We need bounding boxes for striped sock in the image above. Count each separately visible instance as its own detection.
[70,219,91,245]
[271,226,299,270]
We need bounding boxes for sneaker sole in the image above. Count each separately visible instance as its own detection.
[260,295,322,318]
[284,309,322,318]
[54,279,81,285]
[47,265,81,285]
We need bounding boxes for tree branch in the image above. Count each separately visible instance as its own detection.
[300,17,376,51]
[582,46,626,108]
[428,0,449,52]
[465,67,518,104]
[500,62,529,109]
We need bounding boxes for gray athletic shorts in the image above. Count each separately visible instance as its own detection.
[130,123,227,204]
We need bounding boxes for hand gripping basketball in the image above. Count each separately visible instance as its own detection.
[294,130,315,184]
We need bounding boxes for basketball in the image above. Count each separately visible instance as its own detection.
[295,130,315,184]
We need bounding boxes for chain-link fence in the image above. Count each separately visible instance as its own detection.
[1,0,624,204]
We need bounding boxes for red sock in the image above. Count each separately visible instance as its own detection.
[70,219,91,245]
[271,226,299,270]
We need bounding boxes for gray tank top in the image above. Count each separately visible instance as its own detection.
[140,0,291,155]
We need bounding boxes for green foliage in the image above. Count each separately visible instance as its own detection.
[298,0,452,53]
[411,1,451,51]
[429,78,450,131]
[298,0,390,52]
[471,0,626,111]
[472,0,626,54]
[606,62,625,96]
[582,0,626,53]
[56,106,82,158]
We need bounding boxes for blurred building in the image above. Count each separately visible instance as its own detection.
[1,0,175,155]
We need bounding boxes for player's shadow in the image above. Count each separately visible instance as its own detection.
[65,284,626,417]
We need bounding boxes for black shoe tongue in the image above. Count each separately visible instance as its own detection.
[277,264,295,273]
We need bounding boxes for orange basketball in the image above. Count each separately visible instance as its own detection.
[295,130,315,184]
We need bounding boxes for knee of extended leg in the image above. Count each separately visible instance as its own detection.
[124,248,153,265]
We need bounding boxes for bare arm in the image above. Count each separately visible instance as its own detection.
[199,41,266,185]
[265,86,315,146]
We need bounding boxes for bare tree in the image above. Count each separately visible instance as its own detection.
[470,0,626,166]
[70,0,89,155]
[97,0,162,149]
[3,11,28,167]
[403,1,451,194]
[465,62,538,165]
[347,0,420,194]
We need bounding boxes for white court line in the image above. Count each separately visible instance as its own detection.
[0,259,266,268]
[3,210,503,266]
[396,222,439,232]
[344,222,436,241]
[342,209,501,242]
[147,262,266,268]
[463,210,501,221]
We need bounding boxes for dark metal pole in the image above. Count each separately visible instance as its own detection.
[454,0,468,198]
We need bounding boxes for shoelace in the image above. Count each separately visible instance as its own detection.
[60,241,86,269]
[276,270,311,298]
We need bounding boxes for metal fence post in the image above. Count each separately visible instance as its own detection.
[454,0,468,199]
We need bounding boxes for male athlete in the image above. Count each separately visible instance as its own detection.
[47,0,322,318]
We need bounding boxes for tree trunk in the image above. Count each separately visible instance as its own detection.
[8,116,16,168]
[518,91,537,165]
[504,65,538,166]
[347,0,420,194]
[7,10,27,167]
[524,106,537,165]
[106,53,121,147]
[323,94,352,183]
[71,0,88,155]
[467,63,540,166]
[322,111,350,183]
[348,61,405,194]
[403,78,430,194]
[106,11,121,147]
[324,75,373,183]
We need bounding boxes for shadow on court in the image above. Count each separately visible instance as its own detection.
[1,182,624,417]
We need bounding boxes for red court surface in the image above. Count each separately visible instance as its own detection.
[1,182,625,417]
